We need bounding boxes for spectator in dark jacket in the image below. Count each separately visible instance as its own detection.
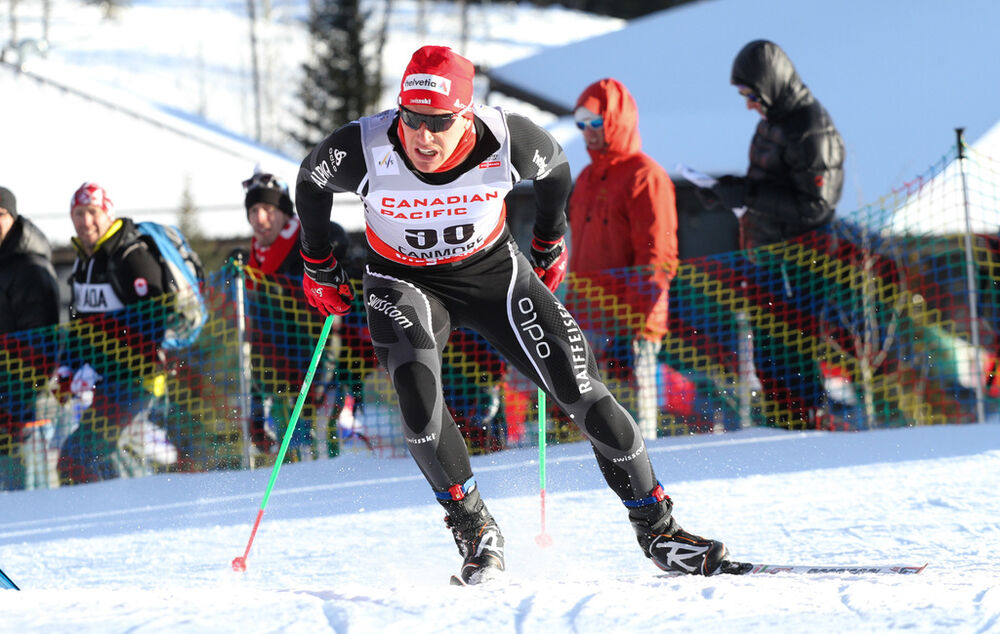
[0,186,61,489]
[706,40,845,428]
[0,187,60,333]
[234,172,351,456]
[708,39,845,250]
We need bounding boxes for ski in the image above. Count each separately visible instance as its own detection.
[647,562,928,578]
[455,563,927,585]
[0,566,20,590]
[741,563,927,576]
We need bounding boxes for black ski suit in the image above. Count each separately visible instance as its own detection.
[296,106,663,504]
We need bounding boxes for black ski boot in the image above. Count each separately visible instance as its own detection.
[439,484,505,585]
[628,485,736,576]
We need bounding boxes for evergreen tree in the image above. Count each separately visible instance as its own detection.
[293,0,382,151]
[176,180,225,273]
[460,0,696,20]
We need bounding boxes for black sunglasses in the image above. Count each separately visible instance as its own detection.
[242,173,288,193]
[399,106,465,133]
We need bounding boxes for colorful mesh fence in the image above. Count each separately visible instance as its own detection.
[1,140,998,489]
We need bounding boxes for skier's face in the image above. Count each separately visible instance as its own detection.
[399,105,471,173]
[247,202,287,247]
[71,204,114,254]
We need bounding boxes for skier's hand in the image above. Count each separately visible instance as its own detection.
[530,236,568,292]
[301,250,355,316]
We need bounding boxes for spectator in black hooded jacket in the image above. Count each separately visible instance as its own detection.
[705,41,845,429]
[0,186,61,489]
[0,187,60,334]
[708,39,845,250]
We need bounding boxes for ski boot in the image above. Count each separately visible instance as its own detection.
[439,482,505,585]
[628,484,741,576]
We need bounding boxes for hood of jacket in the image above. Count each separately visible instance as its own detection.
[0,216,52,264]
[575,78,643,168]
[730,40,813,120]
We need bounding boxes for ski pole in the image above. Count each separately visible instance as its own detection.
[0,565,19,590]
[232,314,335,572]
[535,387,553,547]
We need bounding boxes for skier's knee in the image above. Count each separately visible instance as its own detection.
[393,361,437,434]
[583,395,636,451]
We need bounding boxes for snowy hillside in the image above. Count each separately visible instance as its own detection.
[3,0,621,245]
[494,0,1000,209]
[1,424,999,632]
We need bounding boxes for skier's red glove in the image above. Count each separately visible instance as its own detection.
[530,236,568,292]
[301,251,355,316]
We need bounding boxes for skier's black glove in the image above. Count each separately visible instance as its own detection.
[530,236,568,292]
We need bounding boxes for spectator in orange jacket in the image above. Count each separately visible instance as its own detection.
[567,78,679,439]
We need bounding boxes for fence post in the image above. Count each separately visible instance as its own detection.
[956,128,987,424]
[233,255,254,468]
[736,311,754,428]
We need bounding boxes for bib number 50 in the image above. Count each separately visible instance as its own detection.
[405,224,476,249]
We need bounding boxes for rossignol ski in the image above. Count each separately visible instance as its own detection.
[648,562,928,578]
[449,562,928,585]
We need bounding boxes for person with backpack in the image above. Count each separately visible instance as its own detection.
[59,182,180,484]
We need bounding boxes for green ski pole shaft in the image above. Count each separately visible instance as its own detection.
[535,388,553,546]
[232,314,335,571]
[538,389,547,491]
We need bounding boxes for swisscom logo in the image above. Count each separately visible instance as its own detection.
[403,73,451,96]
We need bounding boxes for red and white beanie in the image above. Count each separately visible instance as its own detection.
[399,45,475,113]
[71,182,114,215]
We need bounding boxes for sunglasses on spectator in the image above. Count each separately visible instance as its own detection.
[242,173,288,193]
[575,117,604,130]
[736,86,761,103]
[399,106,468,133]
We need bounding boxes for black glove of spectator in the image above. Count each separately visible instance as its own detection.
[711,175,747,210]
[226,247,249,265]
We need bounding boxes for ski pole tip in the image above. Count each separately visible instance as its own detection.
[231,556,247,572]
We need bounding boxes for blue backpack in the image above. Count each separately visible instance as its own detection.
[135,222,208,350]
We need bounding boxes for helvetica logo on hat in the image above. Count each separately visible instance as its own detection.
[403,73,451,96]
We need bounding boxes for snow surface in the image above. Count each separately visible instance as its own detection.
[1,423,999,632]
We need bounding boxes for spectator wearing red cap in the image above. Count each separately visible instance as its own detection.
[61,182,175,485]
[294,45,742,583]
